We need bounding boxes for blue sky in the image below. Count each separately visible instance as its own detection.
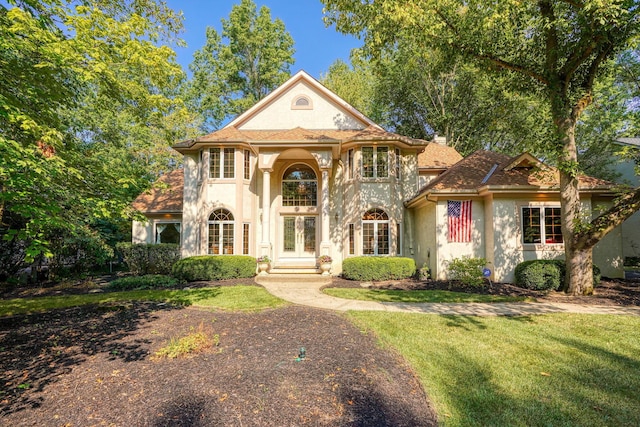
[166,0,361,79]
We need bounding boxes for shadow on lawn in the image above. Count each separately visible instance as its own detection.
[0,301,184,416]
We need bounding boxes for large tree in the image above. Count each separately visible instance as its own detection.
[186,0,295,131]
[0,0,192,276]
[322,0,640,294]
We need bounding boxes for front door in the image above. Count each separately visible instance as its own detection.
[282,215,317,259]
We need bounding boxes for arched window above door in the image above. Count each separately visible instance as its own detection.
[282,164,317,207]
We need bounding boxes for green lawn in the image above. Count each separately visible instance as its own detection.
[324,287,532,303]
[0,285,287,316]
[347,311,640,427]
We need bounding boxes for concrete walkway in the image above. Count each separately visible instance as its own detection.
[255,274,640,316]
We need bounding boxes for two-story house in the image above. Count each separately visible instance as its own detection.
[132,71,624,282]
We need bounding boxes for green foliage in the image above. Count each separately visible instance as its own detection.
[447,256,487,288]
[418,263,431,281]
[342,257,416,281]
[514,260,601,291]
[116,243,180,275]
[186,0,295,131]
[0,1,194,269]
[108,274,181,291]
[172,255,257,282]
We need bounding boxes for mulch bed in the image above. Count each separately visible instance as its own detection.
[1,275,638,425]
[0,302,436,426]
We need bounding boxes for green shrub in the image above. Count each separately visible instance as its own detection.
[447,256,487,287]
[514,259,601,291]
[116,243,180,275]
[172,255,256,282]
[108,274,181,291]
[342,257,416,281]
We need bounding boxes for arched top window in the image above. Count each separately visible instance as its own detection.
[362,208,389,255]
[292,95,313,110]
[363,208,389,221]
[208,209,234,255]
[282,164,317,206]
[209,208,234,222]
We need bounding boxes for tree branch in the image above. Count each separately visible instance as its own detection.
[577,187,640,250]
[431,8,549,85]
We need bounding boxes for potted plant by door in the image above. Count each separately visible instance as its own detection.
[256,256,271,275]
[318,255,332,276]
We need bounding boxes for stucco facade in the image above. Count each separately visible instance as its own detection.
[132,71,626,282]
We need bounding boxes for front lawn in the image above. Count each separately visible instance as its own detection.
[0,285,287,317]
[348,311,640,427]
[324,287,532,303]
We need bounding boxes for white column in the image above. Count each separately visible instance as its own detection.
[321,168,330,254]
[260,169,271,252]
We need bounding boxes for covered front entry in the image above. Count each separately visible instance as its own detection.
[280,215,317,262]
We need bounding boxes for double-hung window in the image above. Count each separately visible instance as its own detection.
[362,147,389,178]
[210,148,235,179]
[522,206,563,244]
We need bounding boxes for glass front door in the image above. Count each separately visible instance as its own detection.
[282,215,316,258]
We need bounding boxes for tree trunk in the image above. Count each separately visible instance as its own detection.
[564,242,595,295]
[556,107,594,295]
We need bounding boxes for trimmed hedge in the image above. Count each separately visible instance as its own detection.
[108,274,181,291]
[172,255,256,282]
[116,243,180,275]
[342,257,416,281]
[514,259,601,291]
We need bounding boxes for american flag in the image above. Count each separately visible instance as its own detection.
[448,200,472,242]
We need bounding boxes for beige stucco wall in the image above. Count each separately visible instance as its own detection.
[181,154,199,257]
[433,199,486,280]
[238,81,366,131]
[592,199,624,278]
[614,158,640,258]
[412,202,437,275]
[132,220,150,244]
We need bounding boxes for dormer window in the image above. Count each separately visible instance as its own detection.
[292,95,312,110]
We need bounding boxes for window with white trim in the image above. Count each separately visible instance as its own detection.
[396,223,402,255]
[348,223,355,255]
[395,148,401,179]
[362,209,389,255]
[155,222,181,245]
[362,146,389,178]
[521,206,563,244]
[243,149,250,180]
[210,148,235,178]
[242,223,250,255]
[208,209,234,254]
[347,149,354,180]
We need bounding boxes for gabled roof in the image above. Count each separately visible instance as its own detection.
[407,150,613,205]
[228,70,381,130]
[132,169,183,213]
[417,142,463,169]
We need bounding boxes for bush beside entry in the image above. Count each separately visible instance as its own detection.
[342,257,416,281]
[515,259,601,291]
[172,255,256,282]
[116,243,180,276]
